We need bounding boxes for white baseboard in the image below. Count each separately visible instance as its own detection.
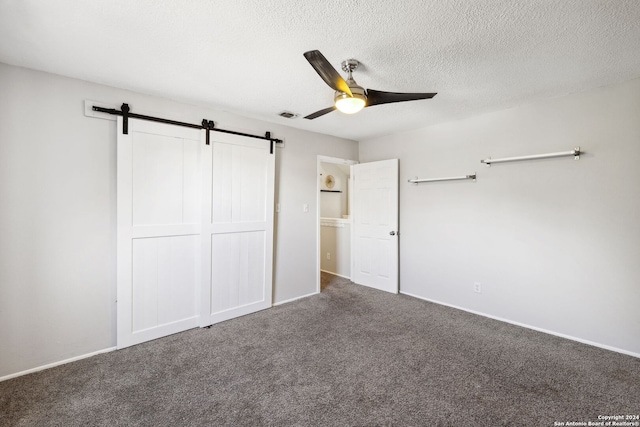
[0,346,117,383]
[320,269,350,280]
[273,291,318,306]
[400,291,640,359]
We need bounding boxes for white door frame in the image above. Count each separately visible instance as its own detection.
[316,155,358,293]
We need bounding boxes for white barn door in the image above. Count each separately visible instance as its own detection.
[201,133,274,325]
[351,159,399,294]
[117,118,202,349]
[117,118,275,349]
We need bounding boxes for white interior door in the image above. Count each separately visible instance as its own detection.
[117,117,202,349]
[351,159,399,293]
[200,132,275,325]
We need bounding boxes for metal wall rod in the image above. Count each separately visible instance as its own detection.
[481,147,580,166]
[93,105,203,129]
[408,174,476,184]
[91,104,283,146]
[210,127,277,143]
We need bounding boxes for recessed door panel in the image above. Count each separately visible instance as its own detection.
[211,231,265,314]
[212,142,267,224]
[132,235,198,332]
[132,132,199,226]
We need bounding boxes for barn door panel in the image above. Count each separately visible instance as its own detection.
[201,133,275,325]
[117,118,202,349]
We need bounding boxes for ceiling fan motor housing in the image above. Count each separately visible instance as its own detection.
[334,59,367,102]
[336,58,367,107]
[335,85,366,102]
[335,84,367,113]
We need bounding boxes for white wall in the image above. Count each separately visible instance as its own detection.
[320,219,351,277]
[359,78,640,357]
[0,62,358,378]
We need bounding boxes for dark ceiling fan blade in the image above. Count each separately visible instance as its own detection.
[304,50,353,97]
[366,89,437,107]
[304,106,337,120]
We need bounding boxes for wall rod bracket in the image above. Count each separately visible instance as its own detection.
[121,103,130,135]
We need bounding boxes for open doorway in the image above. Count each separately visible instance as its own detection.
[316,156,358,293]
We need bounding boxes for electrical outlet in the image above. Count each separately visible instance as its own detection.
[474,282,482,293]
[326,252,331,260]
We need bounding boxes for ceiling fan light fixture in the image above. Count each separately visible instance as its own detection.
[334,91,366,114]
[302,50,437,120]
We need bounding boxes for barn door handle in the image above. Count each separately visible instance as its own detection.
[389,231,396,236]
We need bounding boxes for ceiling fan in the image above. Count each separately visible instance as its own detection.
[303,50,437,119]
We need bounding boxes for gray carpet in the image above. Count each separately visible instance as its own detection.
[321,271,351,291]
[1,274,639,426]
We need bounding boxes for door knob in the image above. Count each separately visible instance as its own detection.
[389,231,396,236]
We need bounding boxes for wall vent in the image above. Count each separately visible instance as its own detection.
[278,111,299,119]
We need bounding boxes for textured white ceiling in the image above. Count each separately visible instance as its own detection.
[1,0,640,141]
